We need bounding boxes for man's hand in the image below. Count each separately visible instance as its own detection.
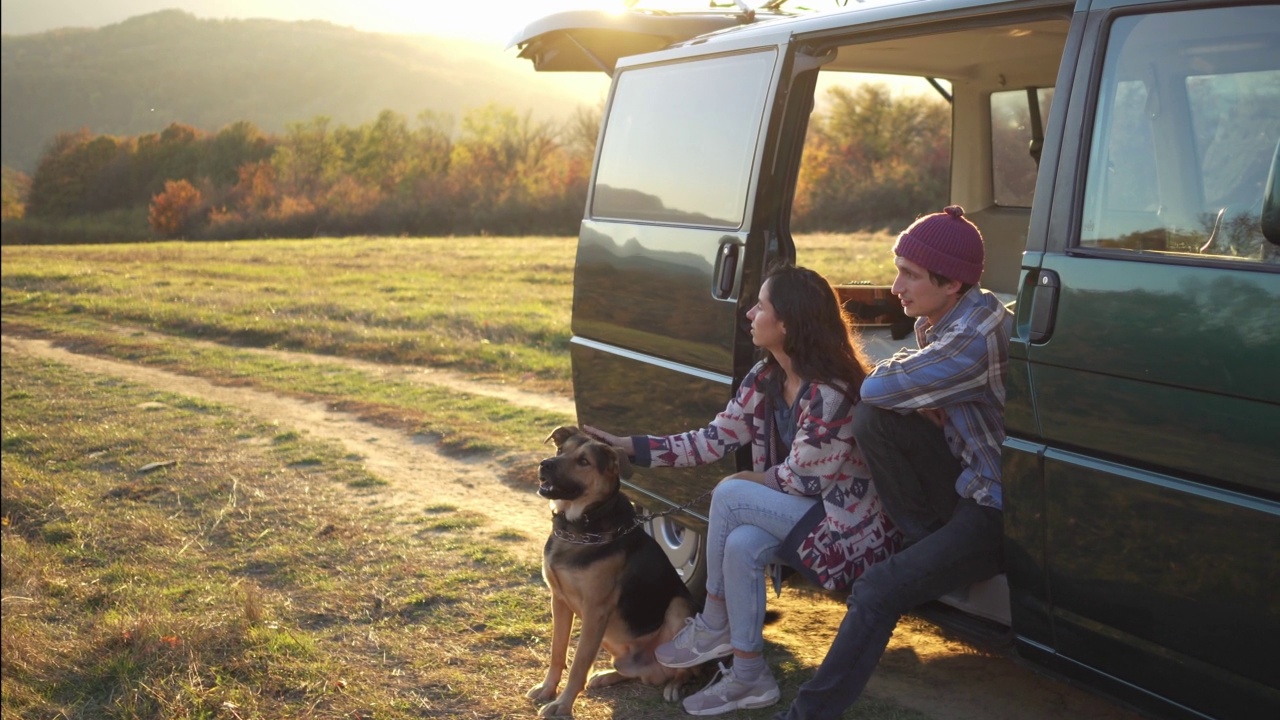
[919,408,947,428]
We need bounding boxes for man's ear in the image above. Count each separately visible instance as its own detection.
[940,277,964,297]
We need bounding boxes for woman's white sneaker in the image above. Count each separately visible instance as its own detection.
[655,615,733,668]
[682,662,780,716]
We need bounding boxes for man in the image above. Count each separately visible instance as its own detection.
[774,205,1011,719]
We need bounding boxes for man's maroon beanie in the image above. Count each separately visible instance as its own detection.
[892,205,985,285]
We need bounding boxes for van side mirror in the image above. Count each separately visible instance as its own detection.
[1263,139,1280,245]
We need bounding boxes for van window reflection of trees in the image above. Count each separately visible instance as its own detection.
[8,84,956,241]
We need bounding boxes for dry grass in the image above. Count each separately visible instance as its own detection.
[0,233,895,459]
[1,233,929,720]
[0,351,546,718]
[1,347,932,720]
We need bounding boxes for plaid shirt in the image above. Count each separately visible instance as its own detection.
[631,361,902,591]
[860,287,1011,509]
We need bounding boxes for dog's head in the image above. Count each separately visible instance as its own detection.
[538,426,632,518]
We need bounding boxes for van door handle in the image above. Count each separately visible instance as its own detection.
[715,242,740,300]
[1028,270,1060,344]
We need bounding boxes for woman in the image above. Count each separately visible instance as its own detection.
[585,262,902,716]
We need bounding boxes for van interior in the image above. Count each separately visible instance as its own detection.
[792,14,1070,303]
[773,11,1073,627]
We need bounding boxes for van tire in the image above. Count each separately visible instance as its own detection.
[643,511,708,604]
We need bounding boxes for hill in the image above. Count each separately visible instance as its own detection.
[0,9,607,173]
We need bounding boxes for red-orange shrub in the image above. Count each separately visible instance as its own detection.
[148,179,204,237]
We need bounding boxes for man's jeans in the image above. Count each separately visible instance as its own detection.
[775,403,1004,720]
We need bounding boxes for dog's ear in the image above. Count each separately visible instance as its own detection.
[612,447,632,480]
[545,425,581,448]
[592,444,632,482]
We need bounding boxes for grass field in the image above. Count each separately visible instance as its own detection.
[0,233,895,454]
[0,233,895,390]
[0,350,562,718]
[1,232,918,720]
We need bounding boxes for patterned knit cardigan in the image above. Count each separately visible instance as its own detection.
[631,361,903,591]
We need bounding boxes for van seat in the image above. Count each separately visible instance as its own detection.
[965,207,1030,296]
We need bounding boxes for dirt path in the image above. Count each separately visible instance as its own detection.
[0,335,552,566]
[0,334,1146,720]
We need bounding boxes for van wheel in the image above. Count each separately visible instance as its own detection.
[644,513,707,603]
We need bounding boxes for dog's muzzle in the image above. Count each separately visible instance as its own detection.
[537,458,557,496]
[537,458,581,499]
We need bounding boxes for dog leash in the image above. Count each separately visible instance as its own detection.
[552,489,714,545]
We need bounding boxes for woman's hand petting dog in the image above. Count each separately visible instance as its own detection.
[581,425,635,456]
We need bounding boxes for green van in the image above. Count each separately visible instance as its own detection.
[511,2,1280,718]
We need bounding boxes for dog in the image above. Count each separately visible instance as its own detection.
[526,425,699,717]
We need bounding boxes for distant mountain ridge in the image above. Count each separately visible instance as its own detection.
[0,9,606,173]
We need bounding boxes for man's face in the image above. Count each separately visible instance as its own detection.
[890,255,962,326]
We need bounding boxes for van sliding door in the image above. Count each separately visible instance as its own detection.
[571,40,792,519]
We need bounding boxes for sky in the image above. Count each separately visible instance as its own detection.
[0,1,924,108]
[0,2,870,57]
[0,0,701,46]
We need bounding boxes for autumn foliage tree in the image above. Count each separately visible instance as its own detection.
[148,179,204,237]
[448,104,568,234]
[203,121,274,187]
[793,84,950,231]
[23,122,273,225]
[1,167,31,220]
[26,130,132,218]
[12,85,952,242]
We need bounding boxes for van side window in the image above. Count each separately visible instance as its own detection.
[1079,6,1280,265]
[991,88,1054,208]
[591,50,777,228]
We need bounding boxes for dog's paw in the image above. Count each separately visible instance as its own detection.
[662,678,683,702]
[536,698,574,718]
[586,669,628,690]
[526,683,556,703]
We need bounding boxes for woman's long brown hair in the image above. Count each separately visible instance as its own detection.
[759,261,870,403]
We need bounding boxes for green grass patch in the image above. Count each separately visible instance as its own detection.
[0,233,891,463]
[1,233,894,395]
[0,351,575,719]
[420,509,487,532]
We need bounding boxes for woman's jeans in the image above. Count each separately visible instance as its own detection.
[706,478,816,654]
[776,403,1004,719]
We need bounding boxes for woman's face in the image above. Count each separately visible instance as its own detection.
[746,278,786,354]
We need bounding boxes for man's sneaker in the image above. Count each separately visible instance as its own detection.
[682,662,781,716]
[655,615,733,668]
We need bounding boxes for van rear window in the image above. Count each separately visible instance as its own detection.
[591,50,776,228]
[992,88,1054,208]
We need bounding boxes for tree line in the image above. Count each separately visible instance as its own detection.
[2,84,951,243]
